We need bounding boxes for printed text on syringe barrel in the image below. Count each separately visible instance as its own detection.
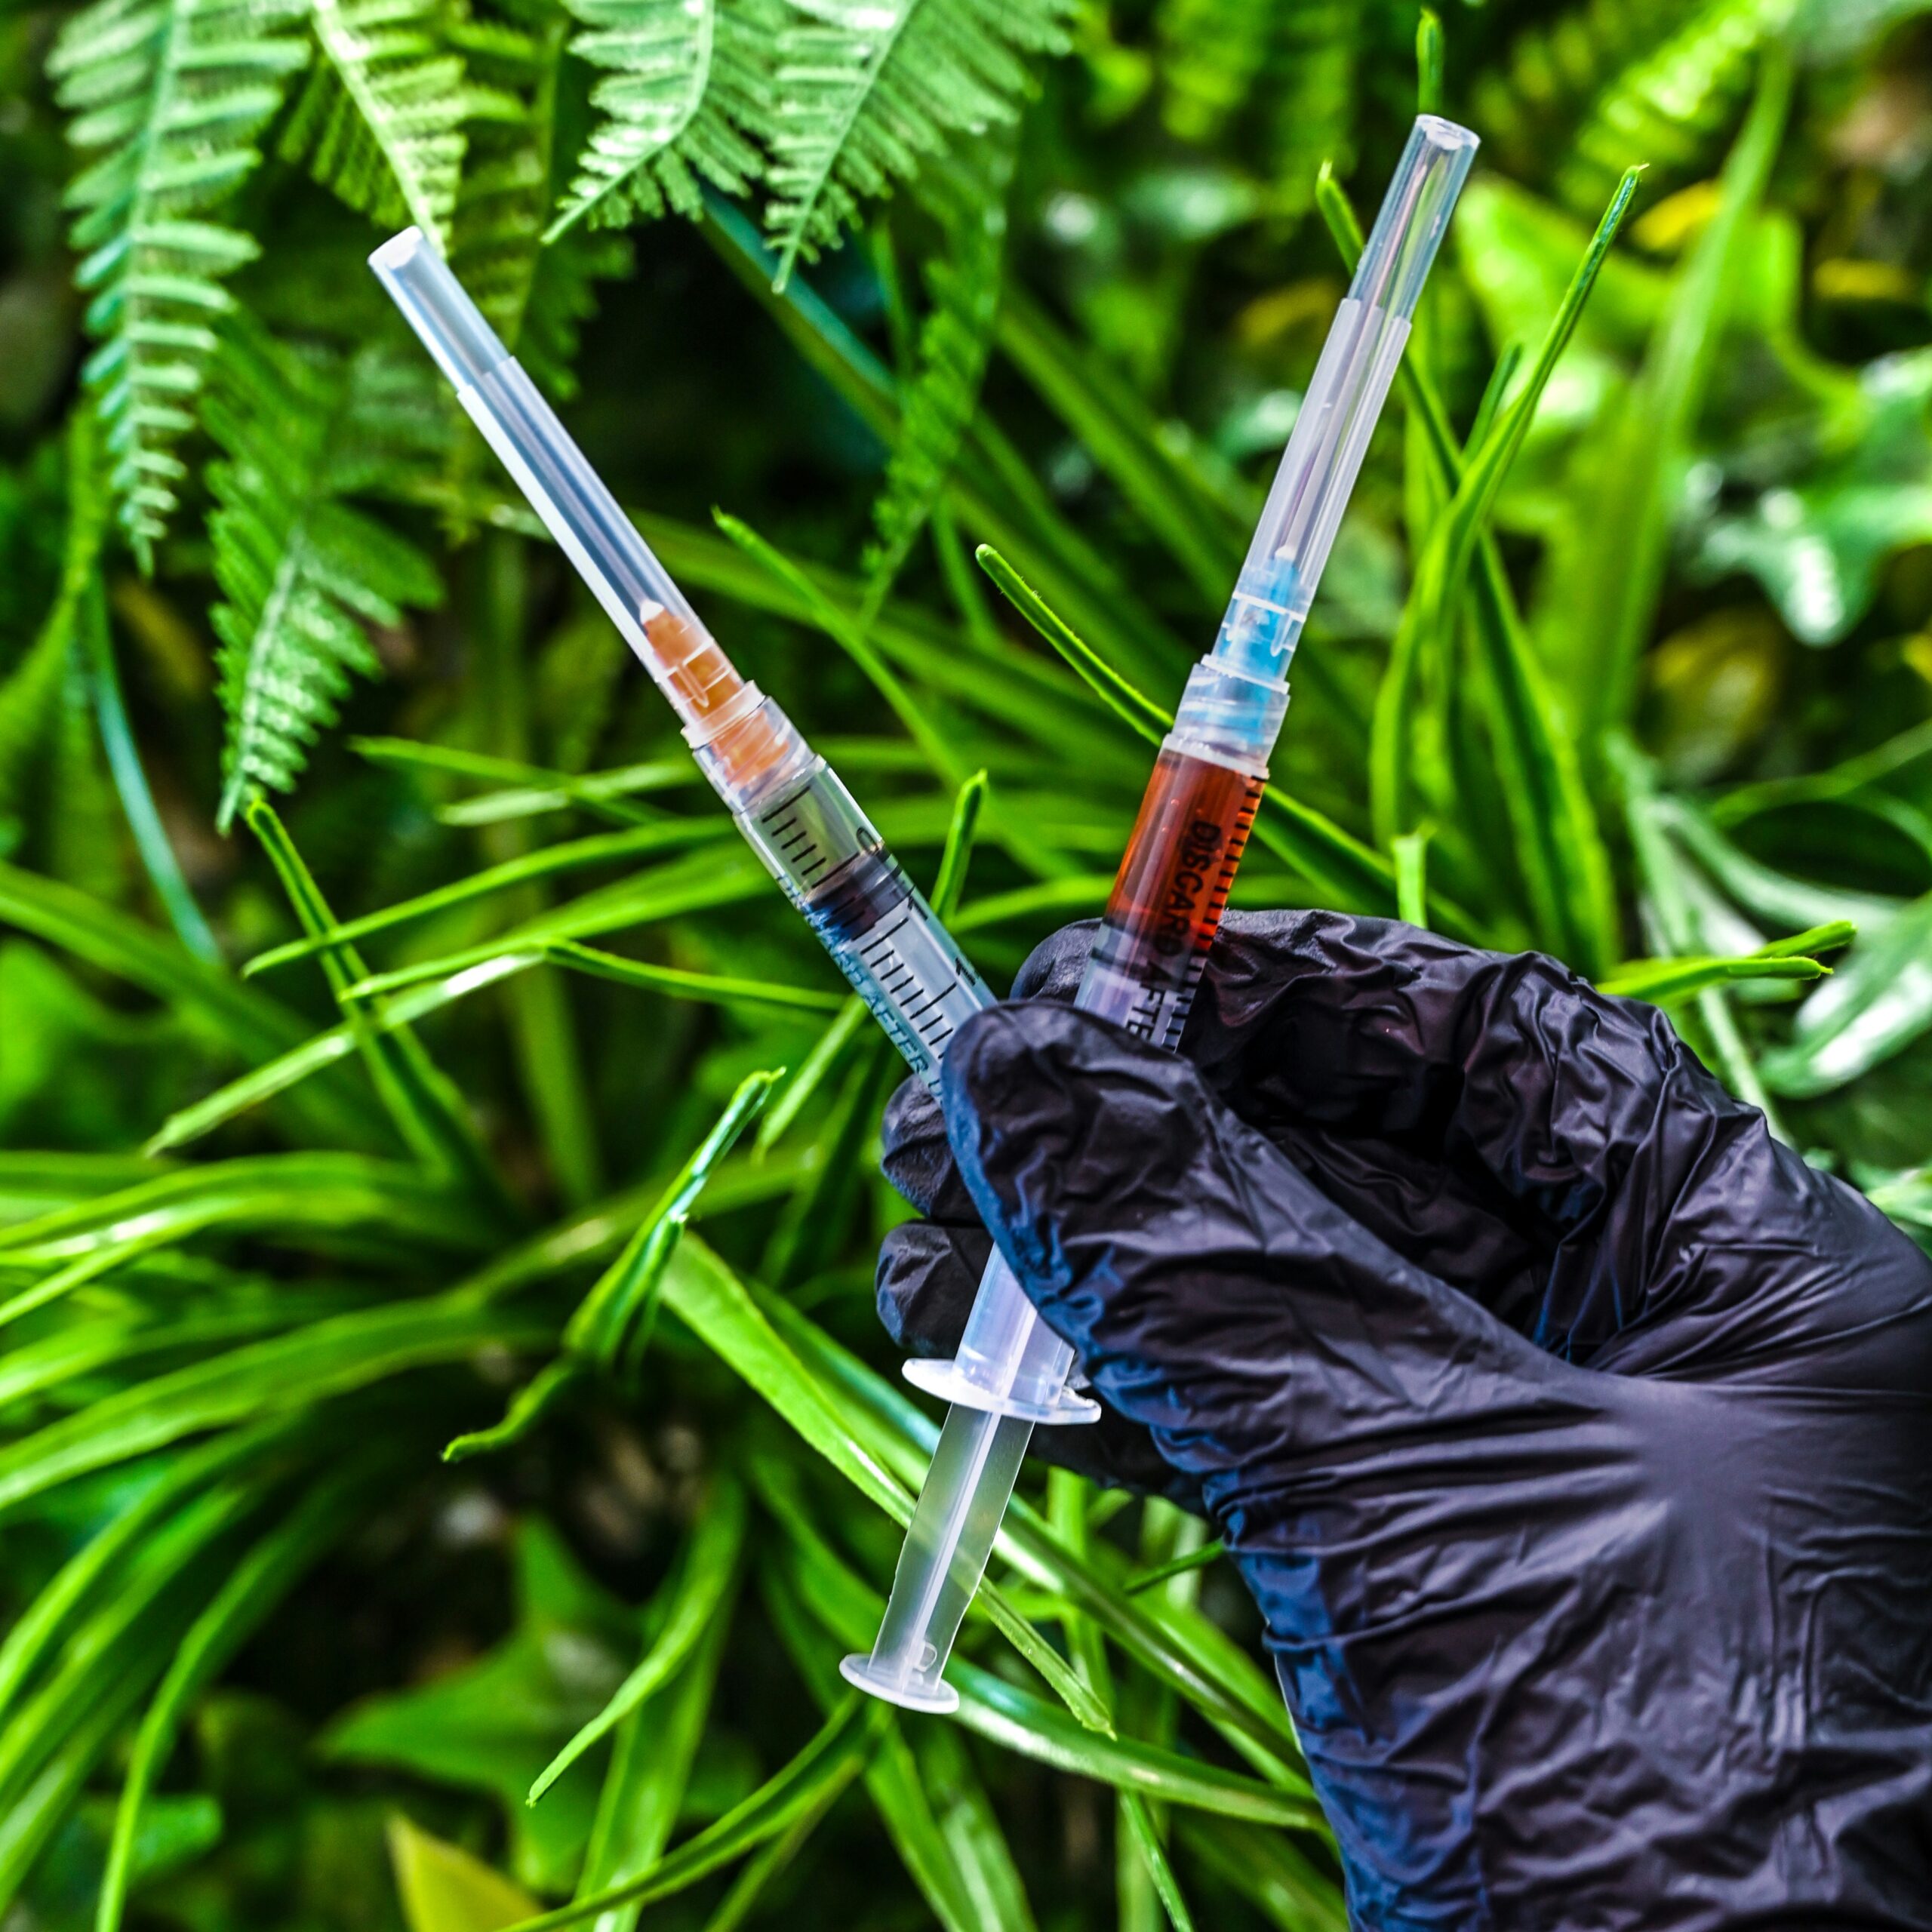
[1082,749,1263,1046]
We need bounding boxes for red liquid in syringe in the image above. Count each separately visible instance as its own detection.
[1081,749,1263,1049]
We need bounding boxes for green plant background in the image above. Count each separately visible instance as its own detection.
[5,0,1932,1926]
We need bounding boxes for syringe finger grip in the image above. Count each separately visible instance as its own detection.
[901,1247,1099,1424]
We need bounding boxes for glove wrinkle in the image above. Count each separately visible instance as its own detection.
[906,933,1932,1932]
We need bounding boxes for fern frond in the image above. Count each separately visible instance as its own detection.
[49,0,309,566]
[280,0,472,243]
[1472,0,1702,179]
[862,136,1011,611]
[546,0,778,239]
[763,0,1074,288]
[208,316,445,830]
[447,0,569,349]
[1557,0,1787,214]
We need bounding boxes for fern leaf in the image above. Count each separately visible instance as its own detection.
[208,316,444,830]
[546,0,779,238]
[1472,0,1702,180]
[49,0,309,565]
[862,136,1012,611]
[1557,0,1789,214]
[280,0,472,243]
[448,0,569,346]
[763,0,1074,288]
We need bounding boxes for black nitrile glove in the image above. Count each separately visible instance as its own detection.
[876,912,1932,1930]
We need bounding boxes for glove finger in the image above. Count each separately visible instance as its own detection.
[1011,920,1097,1001]
[878,1076,978,1223]
[875,1219,1204,1506]
[1188,909,1781,1358]
[879,923,1097,1222]
[943,1001,1567,1481]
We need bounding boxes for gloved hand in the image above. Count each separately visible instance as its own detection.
[876,911,1932,1930]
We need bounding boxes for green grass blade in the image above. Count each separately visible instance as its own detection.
[0,1297,547,1520]
[752,1286,1303,1777]
[568,1069,780,1366]
[1371,167,1640,964]
[1120,1790,1196,1932]
[949,1660,1321,1828]
[932,769,988,920]
[542,943,843,1014]
[81,579,219,962]
[1566,51,1794,740]
[1322,166,1618,971]
[244,801,509,1208]
[713,511,967,786]
[506,1698,888,1932]
[531,1480,746,1804]
[977,544,1409,918]
[96,1471,370,1932]
[755,996,867,1154]
[242,820,735,975]
[0,861,381,1147]
[1392,829,1431,928]
[995,288,1241,606]
[578,1599,733,1932]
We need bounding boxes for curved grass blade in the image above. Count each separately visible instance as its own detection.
[505,1697,887,1931]
[1371,166,1641,865]
[96,1469,373,1932]
[0,862,380,1146]
[976,544,1419,924]
[246,801,509,1208]
[0,1297,548,1520]
[531,1478,746,1805]
[243,820,735,975]
[1320,165,1618,973]
[1568,51,1794,740]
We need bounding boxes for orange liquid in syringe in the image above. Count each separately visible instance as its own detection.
[1086,749,1263,1048]
[641,607,791,791]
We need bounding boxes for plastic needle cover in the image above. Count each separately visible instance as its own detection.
[841,114,1478,1715]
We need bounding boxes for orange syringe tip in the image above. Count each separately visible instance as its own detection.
[642,607,792,791]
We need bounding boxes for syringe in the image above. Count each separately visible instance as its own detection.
[840,114,1478,1712]
[370,228,1000,1095]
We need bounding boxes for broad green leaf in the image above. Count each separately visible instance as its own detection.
[390,1817,543,1932]
[326,1521,634,1893]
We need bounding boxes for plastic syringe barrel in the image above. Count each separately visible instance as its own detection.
[842,115,1478,1715]
[369,228,996,1094]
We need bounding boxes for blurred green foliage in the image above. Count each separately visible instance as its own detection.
[5,0,1932,1926]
